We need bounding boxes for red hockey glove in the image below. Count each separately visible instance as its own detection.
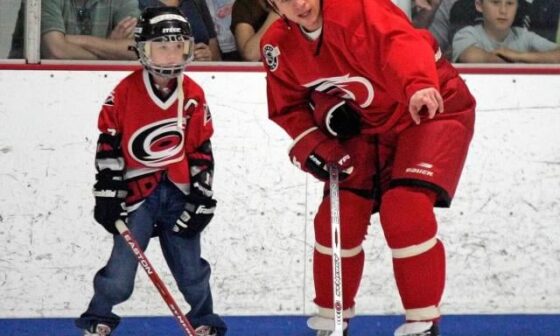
[289,128,354,181]
[310,90,361,139]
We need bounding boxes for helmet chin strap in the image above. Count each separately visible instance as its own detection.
[176,71,184,129]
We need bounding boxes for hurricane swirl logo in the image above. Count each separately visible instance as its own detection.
[304,74,375,108]
[129,118,185,167]
[263,44,280,72]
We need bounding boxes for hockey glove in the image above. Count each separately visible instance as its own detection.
[173,193,217,238]
[310,90,361,139]
[93,170,128,235]
[289,128,354,181]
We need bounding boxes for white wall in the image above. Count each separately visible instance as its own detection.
[0,70,559,318]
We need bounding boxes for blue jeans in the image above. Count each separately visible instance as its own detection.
[75,178,227,335]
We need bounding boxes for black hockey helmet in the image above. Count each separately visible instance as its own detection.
[134,7,194,78]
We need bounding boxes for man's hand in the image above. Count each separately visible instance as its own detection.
[109,17,137,40]
[194,43,213,62]
[409,87,444,124]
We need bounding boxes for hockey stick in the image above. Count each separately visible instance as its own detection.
[328,165,344,336]
[115,220,197,336]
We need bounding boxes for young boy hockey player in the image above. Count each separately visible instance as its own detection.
[75,7,227,336]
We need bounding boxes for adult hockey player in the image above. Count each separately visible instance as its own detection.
[75,7,227,336]
[261,0,476,335]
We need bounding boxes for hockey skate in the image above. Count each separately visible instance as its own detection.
[394,321,439,336]
[83,322,111,336]
[195,325,218,336]
[307,315,349,336]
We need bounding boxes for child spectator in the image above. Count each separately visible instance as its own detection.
[452,0,560,63]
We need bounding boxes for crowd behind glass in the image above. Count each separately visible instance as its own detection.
[1,0,559,63]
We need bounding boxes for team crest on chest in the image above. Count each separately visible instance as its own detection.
[128,118,185,167]
[263,44,281,72]
[304,74,375,108]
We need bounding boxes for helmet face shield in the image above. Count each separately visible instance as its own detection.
[135,7,195,78]
[137,36,194,78]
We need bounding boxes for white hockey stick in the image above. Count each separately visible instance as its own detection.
[329,165,344,335]
[115,220,197,336]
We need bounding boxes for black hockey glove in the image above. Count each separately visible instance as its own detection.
[93,170,128,235]
[173,193,217,238]
[310,90,361,139]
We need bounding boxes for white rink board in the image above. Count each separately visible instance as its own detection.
[0,70,559,318]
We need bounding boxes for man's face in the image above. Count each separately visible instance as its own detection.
[271,0,322,31]
[476,0,518,32]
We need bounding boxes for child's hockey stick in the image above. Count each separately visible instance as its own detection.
[115,220,196,336]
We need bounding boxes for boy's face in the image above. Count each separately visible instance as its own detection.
[475,0,518,32]
[150,41,188,66]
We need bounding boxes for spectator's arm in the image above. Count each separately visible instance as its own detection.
[41,31,100,59]
[494,47,560,63]
[208,38,223,61]
[234,11,279,61]
[66,34,137,60]
[457,45,506,63]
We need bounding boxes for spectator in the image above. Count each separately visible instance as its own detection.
[529,0,560,44]
[41,0,140,60]
[231,0,278,61]
[205,0,240,60]
[412,0,458,57]
[452,0,560,63]
[140,0,222,61]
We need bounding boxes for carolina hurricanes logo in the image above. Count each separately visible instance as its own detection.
[128,118,185,167]
[304,74,375,108]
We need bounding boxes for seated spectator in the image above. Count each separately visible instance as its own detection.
[452,0,560,63]
[412,0,458,57]
[529,0,560,44]
[205,0,240,61]
[231,0,279,61]
[41,0,140,60]
[140,0,222,61]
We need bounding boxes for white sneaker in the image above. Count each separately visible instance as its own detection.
[83,323,112,336]
[195,325,217,336]
[394,321,439,336]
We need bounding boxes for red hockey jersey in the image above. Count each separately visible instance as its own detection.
[261,0,452,138]
[98,69,213,210]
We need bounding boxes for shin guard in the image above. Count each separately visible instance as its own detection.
[380,186,445,321]
[312,190,372,313]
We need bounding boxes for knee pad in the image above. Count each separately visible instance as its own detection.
[314,190,372,249]
[380,186,437,253]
